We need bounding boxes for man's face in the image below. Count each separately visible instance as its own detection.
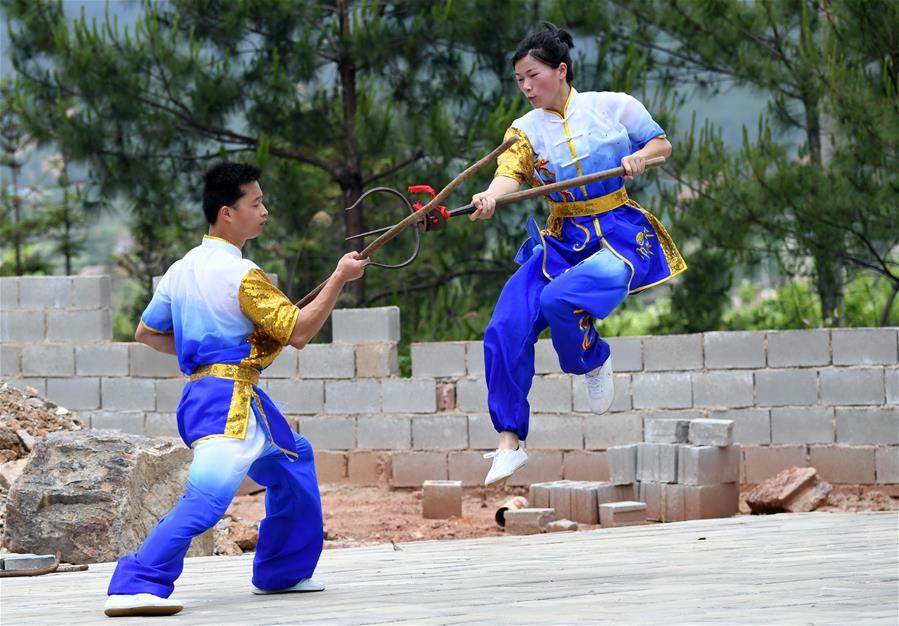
[225,181,268,239]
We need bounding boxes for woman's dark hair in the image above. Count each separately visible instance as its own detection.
[202,162,262,224]
[512,22,575,84]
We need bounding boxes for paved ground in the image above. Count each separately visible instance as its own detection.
[2,511,896,625]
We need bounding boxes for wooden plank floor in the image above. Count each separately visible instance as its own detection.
[2,511,896,625]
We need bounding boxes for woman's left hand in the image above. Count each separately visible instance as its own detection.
[621,154,647,181]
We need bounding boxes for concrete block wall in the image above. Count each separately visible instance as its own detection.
[1,276,896,488]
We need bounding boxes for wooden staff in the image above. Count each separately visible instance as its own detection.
[294,135,520,307]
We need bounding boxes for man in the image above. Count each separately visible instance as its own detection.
[105,163,368,617]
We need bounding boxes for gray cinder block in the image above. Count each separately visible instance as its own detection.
[643,334,702,371]
[703,331,765,369]
[767,330,830,367]
[382,378,437,414]
[677,445,741,485]
[412,415,468,449]
[411,342,467,378]
[324,380,381,414]
[688,419,734,447]
[831,328,898,365]
[607,444,637,485]
[298,344,354,379]
[332,307,400,344]
[644,418,690,444]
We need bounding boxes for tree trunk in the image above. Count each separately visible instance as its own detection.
[337,0,365,304]
[814,254,844,326]
[880,282,899,327]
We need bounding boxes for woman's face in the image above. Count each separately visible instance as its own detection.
[514,54,567,110]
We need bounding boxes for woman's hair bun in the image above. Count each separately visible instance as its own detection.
[543,22,575,49]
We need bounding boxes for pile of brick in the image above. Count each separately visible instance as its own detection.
[628,418,740,522]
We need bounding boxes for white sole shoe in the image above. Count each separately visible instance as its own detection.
[252,578,326,594]
[483,446,528,487]
[584,357,614,414]
[104,593,183,617]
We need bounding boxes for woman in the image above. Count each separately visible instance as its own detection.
[471,23,686,487]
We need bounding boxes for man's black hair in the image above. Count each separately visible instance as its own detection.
[202,162,262,224]
[512,22,576,84]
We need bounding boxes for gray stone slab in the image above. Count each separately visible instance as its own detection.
[21,344,74,377]
[632,372,692,409]
[332,306,400,344]
[101,378,156,411]
[46,309,112,341]
[643,334,703,371]
[709,408,771,444]
[770,406,834,444]
[767,329,831,367]
[129,344,182,377]
[298,344,354,378]
[0,276,18,308]
[526,414,584,450]
[46,377,100,411]
[456,377,487,413]
[298,416,356,449]
[0,310,44,342]
[584,413,643,449]
[644,418,690,444]
[75,343,129,376]
[606,336,642,372]
[703,331,765,369]
[692,371,754,408]
[819,367,885,405]
[832,328,898,365]
[266,379,323,414]
[464,341,484,376]
[356,415,411,449]
[836,407,899,444]
[467,414,497,450]
[70,276,111,308]
[528,375,572,413]
[688,419,734,447]
[755,369,818,406]
[324,380,381,414]
[382,378,437,414]
[412,415,468,450]
[2,554,56,571]
[875,447,899,484]
[18,276,71,308]
[0,345,20,378]
[412,342,467,378]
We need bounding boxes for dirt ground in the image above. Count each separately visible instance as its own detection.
[226,482,899,549]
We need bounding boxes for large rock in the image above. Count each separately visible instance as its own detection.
[1,430,213,564]
[745,466,832,514]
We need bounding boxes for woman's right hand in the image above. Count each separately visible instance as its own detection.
[470,192,497,220]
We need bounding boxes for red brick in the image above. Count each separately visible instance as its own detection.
[314,450,347,484]
[506,451,563,486]
[563,451,609,481]
[742,445,808,483]
[347,451,391,487]
[448,451,489,487]
[436,382,456,412]
[422,480,462,519]
[391,451,447,488]
[809,445,876,484]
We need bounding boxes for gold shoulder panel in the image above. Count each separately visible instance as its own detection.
[495,127,534,184]
[238,268,300,346]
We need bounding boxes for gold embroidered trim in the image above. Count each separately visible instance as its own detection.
[626,200,687,276]
[549,188,629,218]
[189,363,260,385]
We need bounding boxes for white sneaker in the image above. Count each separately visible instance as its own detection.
[104,593,183,617]
[251,578,326,594]
[584,357,614,414]
[483,445,528,487]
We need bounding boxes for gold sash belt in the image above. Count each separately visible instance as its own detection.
[189,363,260,385]
[548,187,629,218]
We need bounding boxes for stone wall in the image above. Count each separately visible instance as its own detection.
[1,275,897,488]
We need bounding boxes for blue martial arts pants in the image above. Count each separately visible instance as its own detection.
[484,247,630,441]
[107,404,323,597]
